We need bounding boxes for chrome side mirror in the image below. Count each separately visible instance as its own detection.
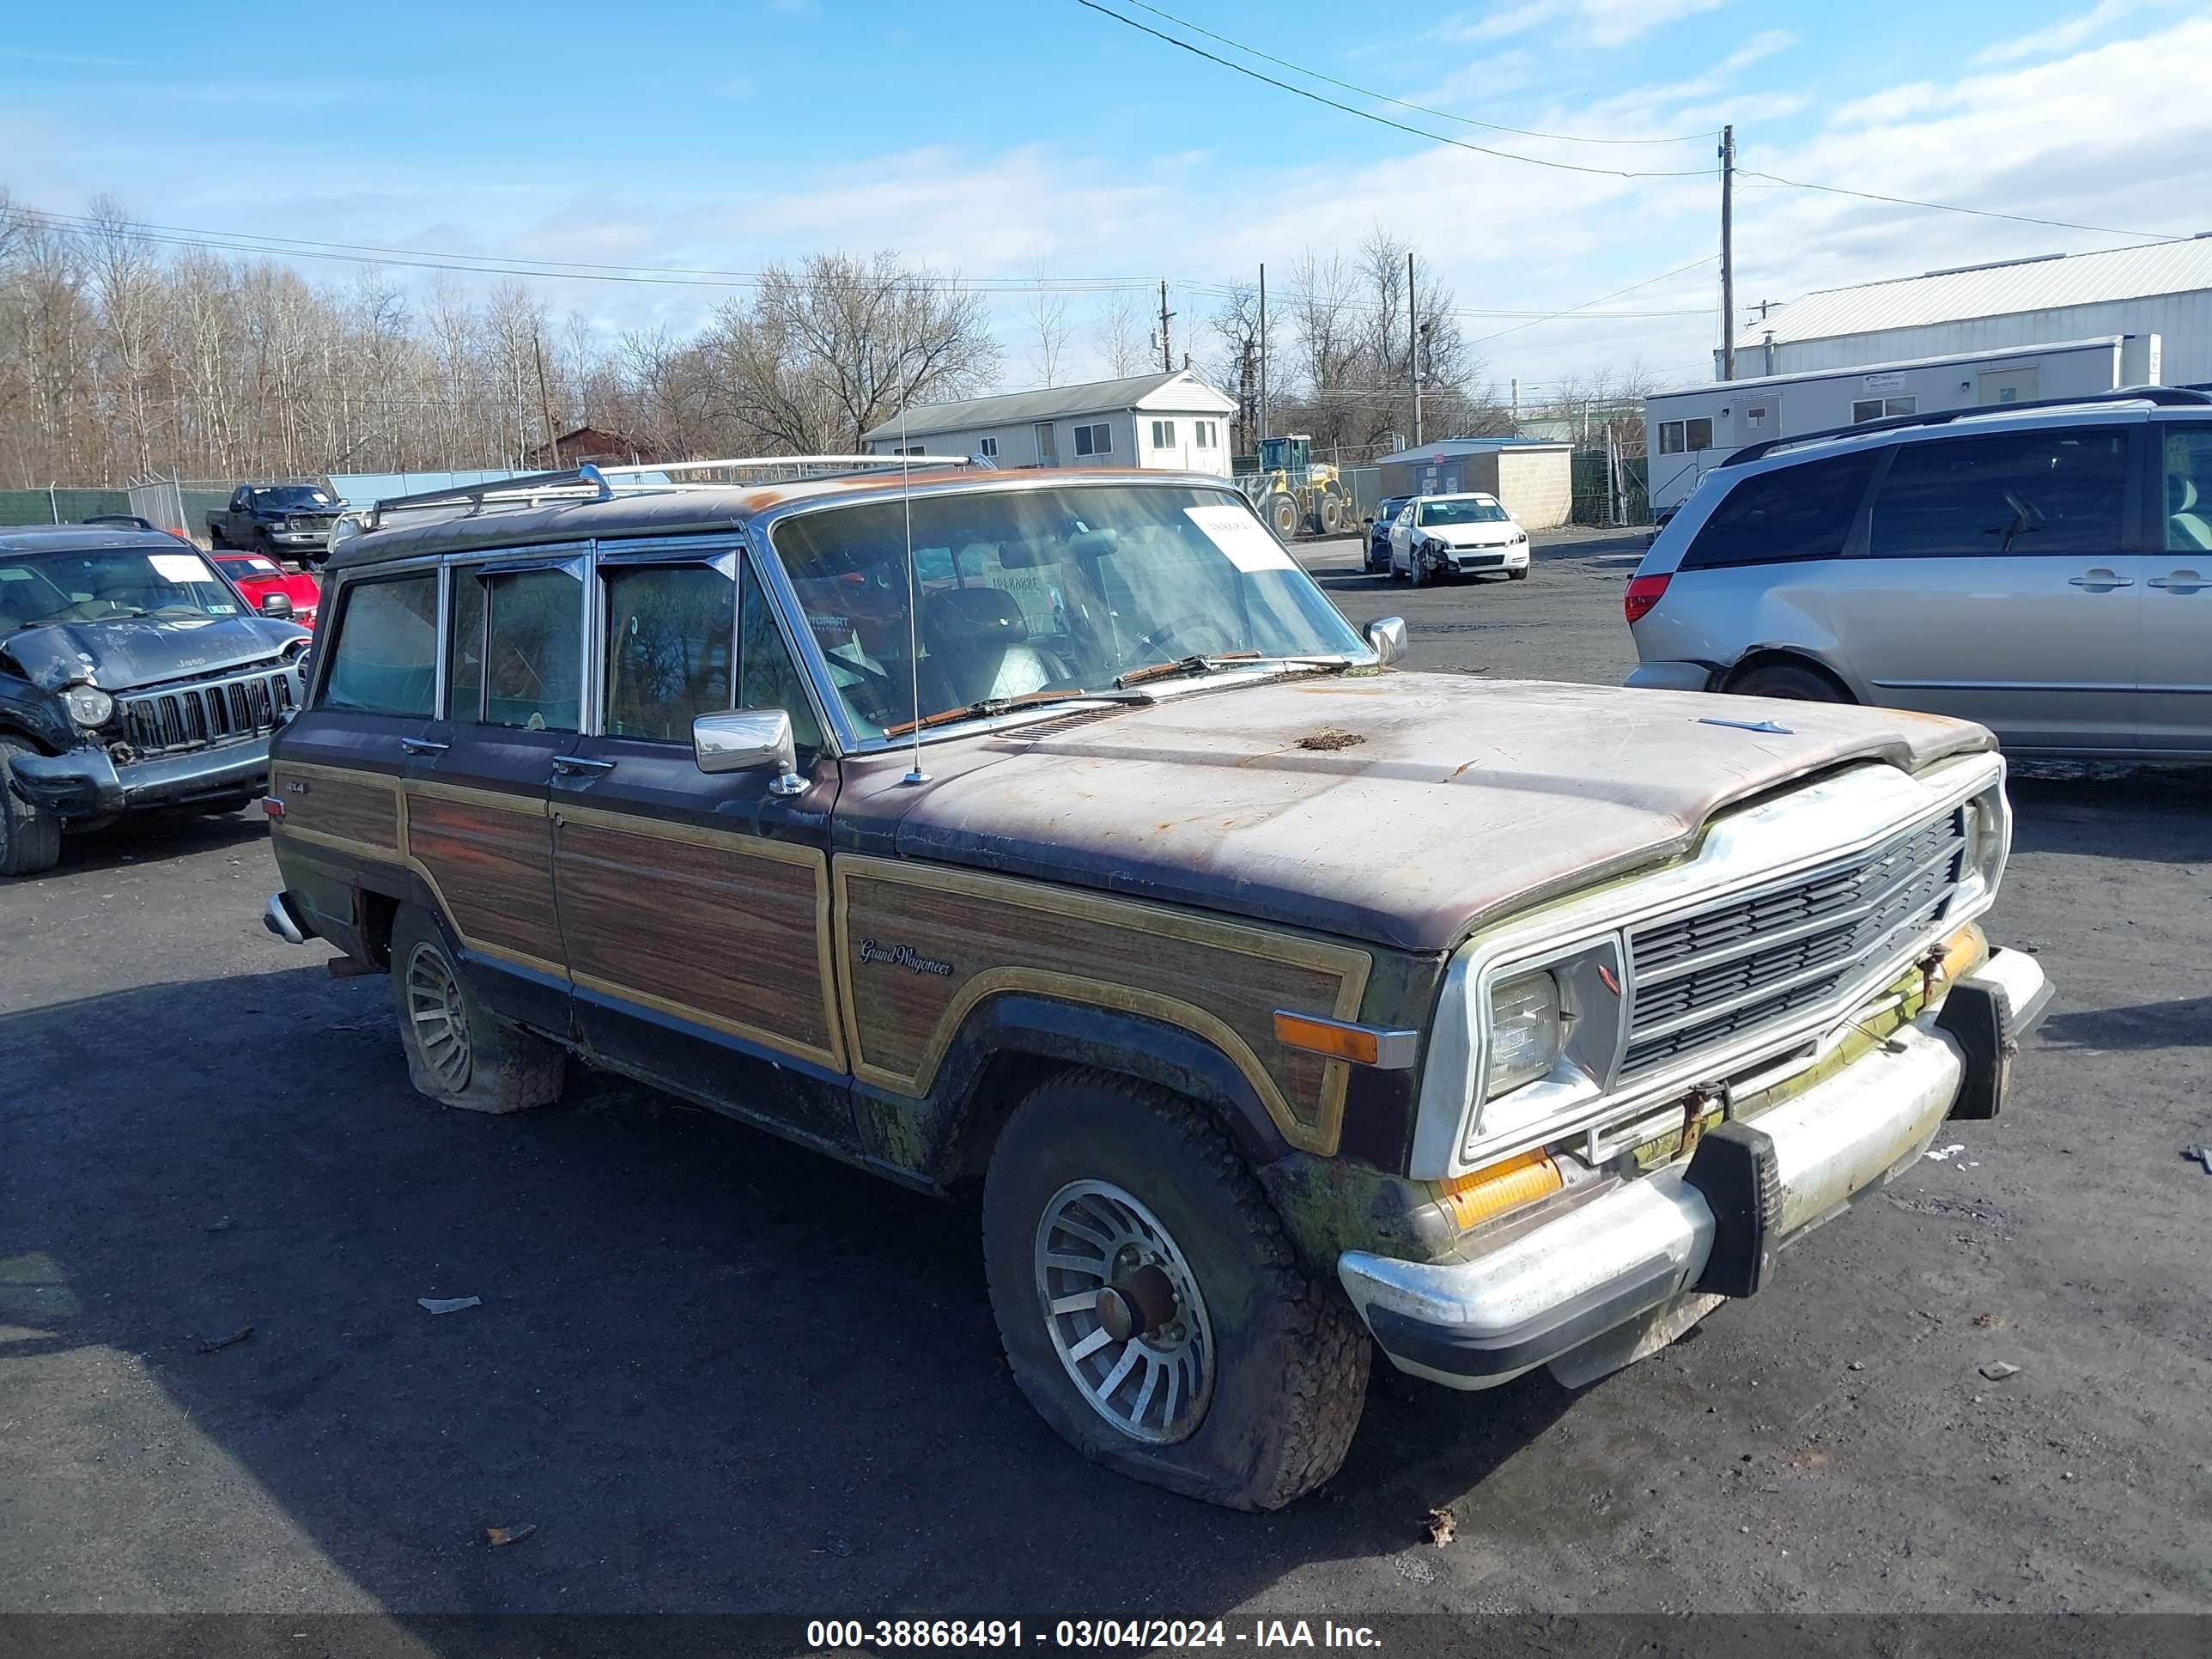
[693,708,806,796]
[1364,616,1408,665]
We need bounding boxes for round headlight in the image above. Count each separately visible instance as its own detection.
[63,684,114,728]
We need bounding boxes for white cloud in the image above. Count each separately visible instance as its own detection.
[1446,0,1723,48]
[1973,0,2165,65]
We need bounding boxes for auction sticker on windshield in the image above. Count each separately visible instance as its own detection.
[150,552,216,584]
[1184,503,1294,573]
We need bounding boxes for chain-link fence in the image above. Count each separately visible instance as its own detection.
[1569,452,1650,527]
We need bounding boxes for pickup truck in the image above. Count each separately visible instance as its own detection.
[207,484,343,562]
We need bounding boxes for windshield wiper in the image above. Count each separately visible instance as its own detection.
[881,688,1139,739]
[1115,652,1261,690]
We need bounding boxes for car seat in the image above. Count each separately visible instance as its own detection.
[2169,474,2212,550]
[918,586,1065,709]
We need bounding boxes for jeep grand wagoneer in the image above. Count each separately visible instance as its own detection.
[264,458,2050,1510]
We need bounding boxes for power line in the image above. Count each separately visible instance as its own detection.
[1107,0,1714,147]
[1073,0,1713,181]
[1735,167,2186,242]
[13,204,1716,326]
[1468,256,1721,346]
[1080,0,2198,243]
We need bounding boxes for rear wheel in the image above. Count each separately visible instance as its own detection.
[388,904,566,1114]
[1727,661,1849,702]
[208,525,230,549]
[981,1070,1370,1511]
[0,738,63,878]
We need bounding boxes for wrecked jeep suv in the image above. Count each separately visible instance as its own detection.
[1,526,311,875]
[264,459,2050,1510]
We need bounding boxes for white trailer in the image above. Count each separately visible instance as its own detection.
[1644,334,2161,515]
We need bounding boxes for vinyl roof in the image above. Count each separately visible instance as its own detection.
[859,370,1236,441]
[1737,238,2212,349]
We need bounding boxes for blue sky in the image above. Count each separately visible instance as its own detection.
[4,0,2206,402]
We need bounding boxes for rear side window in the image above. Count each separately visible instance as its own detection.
[321,574,437,717]
[1868,427,2129,558]
[484,569,582,731]
[1681,450,1878,569]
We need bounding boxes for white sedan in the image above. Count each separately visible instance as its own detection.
[1388,493,1532,586]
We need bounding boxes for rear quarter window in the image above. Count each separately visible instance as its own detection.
[1680,450,1880,570]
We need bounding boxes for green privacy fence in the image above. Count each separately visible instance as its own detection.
[0,488,134,525]
[1569,452,1650,526]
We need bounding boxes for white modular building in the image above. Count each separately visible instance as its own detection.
[861,370,1238,475]
[1645,335,2160,514]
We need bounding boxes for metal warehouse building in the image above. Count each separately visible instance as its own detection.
[1640,239,2212,514]
[1726,237,2212,380]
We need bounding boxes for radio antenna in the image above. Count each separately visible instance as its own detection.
[896,329,927,785]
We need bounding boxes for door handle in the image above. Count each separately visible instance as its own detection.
[2067,570,2134,590]
[399,737,449,755]
[550,755,617,775]
[2148,570,2206,592]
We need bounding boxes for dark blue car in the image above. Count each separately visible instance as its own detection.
[1364,495,1413,572]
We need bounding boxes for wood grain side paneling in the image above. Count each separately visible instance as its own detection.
[403,791,564,975]
[554,808,842,1070]
[835,857,1371,1154]
[269,762,400,854]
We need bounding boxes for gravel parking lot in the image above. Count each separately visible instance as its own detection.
[3,525,2209,1620]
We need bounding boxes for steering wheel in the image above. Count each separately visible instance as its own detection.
[1132,617,1238,661]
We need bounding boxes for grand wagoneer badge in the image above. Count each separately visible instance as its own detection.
[858,938,953,976]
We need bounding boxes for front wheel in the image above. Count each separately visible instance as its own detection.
[0,738,63,877]
[1508,566,1529,580]
[388,904,567,1114]
[981,1071,1370,1510]
[1265,493,1300,541]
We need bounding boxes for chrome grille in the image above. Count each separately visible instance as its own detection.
[1620,808,1966,1077]
[118,665,301,757]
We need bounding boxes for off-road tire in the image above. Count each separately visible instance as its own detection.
[1727,662,1849,702]
[388,904,566,1114]
[1264,493,1300,540]
[981,1069,1370,1510]
[0,738,64,878]
[1318,492,1346,535]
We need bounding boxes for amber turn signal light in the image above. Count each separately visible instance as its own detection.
[1436,1149,1564,1231]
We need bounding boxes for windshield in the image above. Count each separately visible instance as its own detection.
[0,548,243,635]
[216,553,286,578]
[1417,497,1510,526]
[253,486,335,508]
[769,484,1366,739]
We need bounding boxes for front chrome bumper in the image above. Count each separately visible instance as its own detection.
[1338,948,2050,1391]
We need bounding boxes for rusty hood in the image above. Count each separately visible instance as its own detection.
[870,672,1991,954]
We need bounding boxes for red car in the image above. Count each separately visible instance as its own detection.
[210,550,322,628]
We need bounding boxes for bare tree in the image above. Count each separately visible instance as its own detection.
[1023,258,1073,388]
[1092,289,1149,379]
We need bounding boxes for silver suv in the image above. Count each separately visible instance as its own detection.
[1624,389,2212,759]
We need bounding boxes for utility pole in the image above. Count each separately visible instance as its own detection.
[532,331,560,467]
[1408,251,1423,447]
[1257,263,1269,443]
[1719,123,1736,382]
[1158,281,1176,374]
[1510,377,1519,431]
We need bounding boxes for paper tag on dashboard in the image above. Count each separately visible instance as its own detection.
[1184,504,1294,573]
[150,553,215,584]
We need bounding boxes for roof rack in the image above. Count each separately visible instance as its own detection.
[356,453,990,532]
[1719,385,2212,471]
